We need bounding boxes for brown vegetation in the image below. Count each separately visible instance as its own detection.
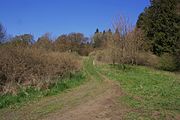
[0,45,81,94]
[92,16,155,66]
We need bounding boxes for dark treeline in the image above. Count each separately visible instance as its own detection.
[137,0,180,70]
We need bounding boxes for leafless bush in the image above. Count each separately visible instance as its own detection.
[90,50,112,64]
[135,52,159,66]
[0,45,81,94]
[109,15,147,65]
[93,15,155,67]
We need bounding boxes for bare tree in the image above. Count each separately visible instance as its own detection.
[110,15,145,66]
[10,34,34,47]
[0,23,6,44]
[125,28,145,64]
[34,33,53,50]
[106,28,117,64]
[110,15,132,65]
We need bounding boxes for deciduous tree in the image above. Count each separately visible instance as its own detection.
[0,23,6,44]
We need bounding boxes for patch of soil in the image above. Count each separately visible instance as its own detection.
[43,79,128,120]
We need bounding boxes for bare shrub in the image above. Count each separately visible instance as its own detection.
[33,33,54,51]
[135,52,159,66]
[109,15,146,65]
[93,16,155,68]
[0,46,81,94]
[90,50,112,64]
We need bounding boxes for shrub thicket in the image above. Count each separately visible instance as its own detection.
[157,53,177,71]
[0,45,81,94]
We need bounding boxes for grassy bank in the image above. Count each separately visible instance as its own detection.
[83,57,102,81]
[0,72,86,109]
[98,64,180,119]
[0,58,99,109]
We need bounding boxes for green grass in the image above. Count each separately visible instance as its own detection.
[83,57,102,81]
[0,58,100,109]
[0,72,86,109]
[1,57,179,119]
[98,64,180,119]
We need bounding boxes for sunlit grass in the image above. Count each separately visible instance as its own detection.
[98,64,180,119]
[0,72,86,109]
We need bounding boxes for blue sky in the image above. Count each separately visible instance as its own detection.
[0,0,150,39]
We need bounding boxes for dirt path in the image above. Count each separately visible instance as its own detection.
[43,78,127,120]
[0,77,128,120]
[0,59,129,120]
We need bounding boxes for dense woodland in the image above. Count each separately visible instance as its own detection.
[0,0,179,95]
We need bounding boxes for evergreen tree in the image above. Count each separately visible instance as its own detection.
[137,0,180,55]
[95,28,99,34]
[93,29,103,48]
[108,29,112,33]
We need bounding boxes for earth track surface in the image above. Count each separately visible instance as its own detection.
[0,58,128,120]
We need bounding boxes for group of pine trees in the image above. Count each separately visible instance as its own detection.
[92,28,114,48]
[137,0,180,69]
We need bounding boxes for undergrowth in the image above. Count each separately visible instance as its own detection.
[0,72,86,109]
